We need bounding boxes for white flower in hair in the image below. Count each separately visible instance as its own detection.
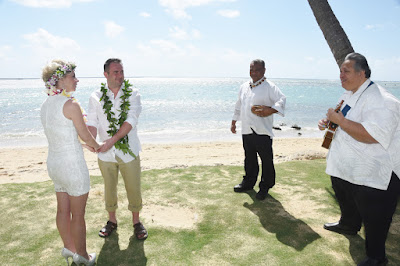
[45,62,76,96]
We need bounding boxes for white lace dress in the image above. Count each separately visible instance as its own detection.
[40,95,90,196]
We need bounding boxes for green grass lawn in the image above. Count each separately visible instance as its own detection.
[1,159,399,265]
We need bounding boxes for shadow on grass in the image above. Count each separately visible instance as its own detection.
[243,190,321,251]
[344,234,365,264]
[97,232,147,265]
[324,186,366,263]
[325,187,336,201]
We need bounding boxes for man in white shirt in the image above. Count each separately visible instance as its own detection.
[319,53,400,266]
[87,58,147,240]
[231,59,286,200]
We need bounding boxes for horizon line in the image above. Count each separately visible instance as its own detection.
[0,76,398,82]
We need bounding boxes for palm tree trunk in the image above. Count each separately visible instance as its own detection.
[307,0,354,67]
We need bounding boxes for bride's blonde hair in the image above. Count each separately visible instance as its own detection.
[42,59,73,82]
[41,59,76,96]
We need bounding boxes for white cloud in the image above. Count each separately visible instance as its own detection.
[137,39,190,57]
[220,48,251,61]
[191,29,201,39]
[217,9,239,18]
[169,26,188,39]
[20,29,80,70]
[23,28,80,51]
[11,0,95,8]
[185,44,201,56]
[304,56,315,62]
[169,26,201,40]
[150,39,182,53]
[164,5,191,19]
[97,47,123,60]
[140,12,151,17]
[365,24,384,31]
[159,0,236,19]
[0,45,13,58]
[370,56,400,81]
[136,43,158,56]
[104,21,124,39]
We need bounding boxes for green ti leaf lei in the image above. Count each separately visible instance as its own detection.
[99,79,136,158]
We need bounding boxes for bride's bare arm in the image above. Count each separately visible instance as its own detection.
[63,100,101,150]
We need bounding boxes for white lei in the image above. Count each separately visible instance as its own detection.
[250,76,266,88]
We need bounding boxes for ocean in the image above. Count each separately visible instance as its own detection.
[1,77,400,147]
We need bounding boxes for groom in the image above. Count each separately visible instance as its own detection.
[87,58,147,240]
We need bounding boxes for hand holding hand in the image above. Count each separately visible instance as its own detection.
[97,138,115,153]
[95,143,104,153]
[82,144,96,152]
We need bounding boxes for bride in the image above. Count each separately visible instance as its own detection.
[40,59,101,266]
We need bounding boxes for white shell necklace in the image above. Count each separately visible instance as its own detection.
[250,76,266,89]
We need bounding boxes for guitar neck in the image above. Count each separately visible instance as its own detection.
[321,100,344,149]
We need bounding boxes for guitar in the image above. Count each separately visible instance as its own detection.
[321,100,344,149]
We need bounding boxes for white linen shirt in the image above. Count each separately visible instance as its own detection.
[232,78,286,137]
[87,83,142,163]
[326,79,400,190]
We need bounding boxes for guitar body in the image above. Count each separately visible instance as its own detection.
[322,100,344,149]
[322,129,336,149]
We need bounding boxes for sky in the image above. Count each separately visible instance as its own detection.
[0,0,399,81]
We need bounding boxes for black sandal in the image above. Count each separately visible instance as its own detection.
[99,221,117,238]
[134,222,148,240]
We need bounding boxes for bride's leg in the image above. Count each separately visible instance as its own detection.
[70,192,89,260]
[56,192,75,252]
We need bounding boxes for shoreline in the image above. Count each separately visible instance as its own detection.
[0,127,325,149]
[0,138,328,184]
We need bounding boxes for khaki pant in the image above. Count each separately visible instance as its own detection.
[98,156,142,212]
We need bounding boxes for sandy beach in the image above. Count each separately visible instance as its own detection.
[0,138,327,184]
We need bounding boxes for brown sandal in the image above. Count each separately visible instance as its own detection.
[134,222,148,240]
[99,221,117,238]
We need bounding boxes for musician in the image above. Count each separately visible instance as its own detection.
[231,59,286,200]
[318,52,400,266]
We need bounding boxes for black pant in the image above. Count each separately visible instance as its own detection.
[242,131,275,191]
[331,173,400,260]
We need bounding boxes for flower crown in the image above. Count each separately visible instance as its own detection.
[45,62,76,96]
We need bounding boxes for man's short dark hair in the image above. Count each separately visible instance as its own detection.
[104,58,122,73]
[251,59,265,69]
[345,53,371,78]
